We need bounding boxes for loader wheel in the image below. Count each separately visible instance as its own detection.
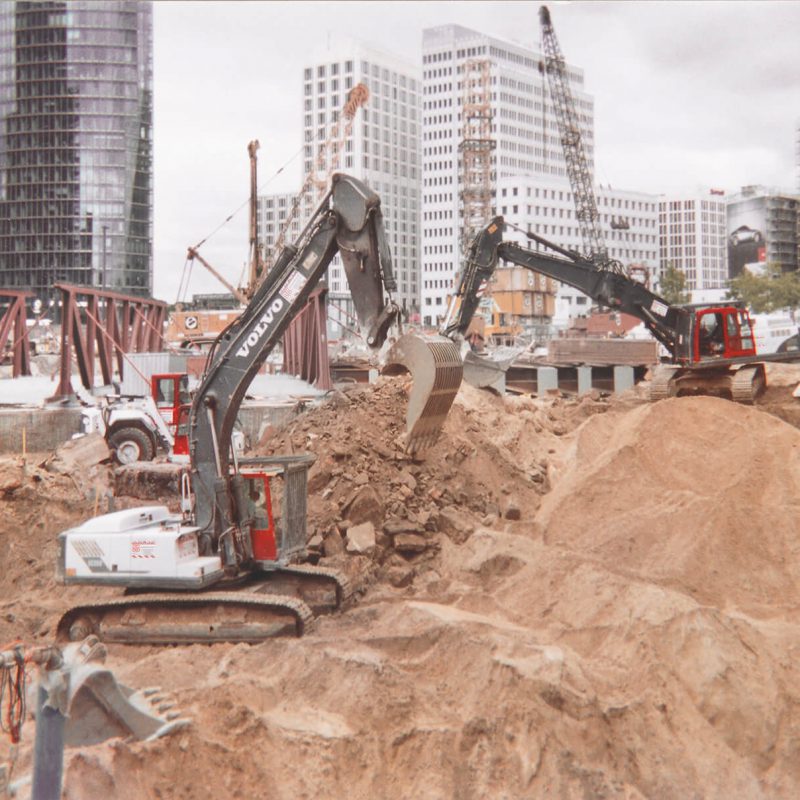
[109,427,155,464]
[777,335,800,353]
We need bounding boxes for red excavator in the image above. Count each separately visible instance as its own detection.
[445,218,800,402]
[55,174,462,645]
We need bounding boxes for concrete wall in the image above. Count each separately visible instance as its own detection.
[237,403,299,448]
[0,408,81,454]
[0,402,302,456]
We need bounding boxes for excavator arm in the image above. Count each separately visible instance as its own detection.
[190,174,400,559]
[443,217,685,357]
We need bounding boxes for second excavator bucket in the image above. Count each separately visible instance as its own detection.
[382,334,463,455]
[461,347,521,395]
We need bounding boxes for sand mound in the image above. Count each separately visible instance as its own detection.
[538,396,800,612]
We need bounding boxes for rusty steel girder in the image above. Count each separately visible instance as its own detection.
[0,290,33,378]
[53,283,167,400]
[282,287,332,391]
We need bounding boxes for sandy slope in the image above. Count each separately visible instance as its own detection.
[2,378,800,798]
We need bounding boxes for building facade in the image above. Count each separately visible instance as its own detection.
[258,39,421,336]
[0,1,153,303]
[420,24,595,327]
[726,186,799,278]
[658,191,728,292]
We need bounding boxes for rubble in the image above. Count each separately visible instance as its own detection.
[345,521,376,555]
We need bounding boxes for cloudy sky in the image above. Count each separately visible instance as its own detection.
[152,1,800,302]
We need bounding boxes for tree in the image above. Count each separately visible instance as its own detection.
[727,263,800,313]
[660,263,690,305]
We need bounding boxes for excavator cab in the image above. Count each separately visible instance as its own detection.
[691,304,756,364]
[241,470,277,562]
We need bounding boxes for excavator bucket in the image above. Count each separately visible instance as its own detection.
[461,347,521,394]
[38,636,191,746]
[383,334,463,454]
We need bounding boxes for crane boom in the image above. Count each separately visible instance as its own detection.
[539,5,622,274]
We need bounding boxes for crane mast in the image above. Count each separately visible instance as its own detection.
[539,5,622,275]
[247,140,264,296]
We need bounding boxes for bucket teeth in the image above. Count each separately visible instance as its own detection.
[382,334,463,454]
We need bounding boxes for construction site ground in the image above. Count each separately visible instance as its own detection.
[3,363,800,798]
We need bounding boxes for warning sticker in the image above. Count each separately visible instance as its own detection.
[131,539,157,559]
[279,270,308,304]
[650,299,669,317]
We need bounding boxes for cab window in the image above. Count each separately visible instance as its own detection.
[155,377,175,405]
[244,476,270,530]
[738,311,754,348]
[178,375,190,405]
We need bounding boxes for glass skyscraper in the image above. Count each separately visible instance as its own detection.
[0,1,152,303]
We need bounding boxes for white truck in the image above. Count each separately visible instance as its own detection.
[80,355,192,464]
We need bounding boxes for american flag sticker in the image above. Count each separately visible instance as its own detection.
[279,270,308,304]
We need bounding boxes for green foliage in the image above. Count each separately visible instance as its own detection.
[726,263,800,313]
[660,263,690,305]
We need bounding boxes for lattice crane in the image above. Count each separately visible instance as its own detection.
[539,5,624,275]
[264,83,370,278]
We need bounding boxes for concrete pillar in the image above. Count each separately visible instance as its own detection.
[613,365,635,394]
[577,366,593,396]
[536,366,559,395]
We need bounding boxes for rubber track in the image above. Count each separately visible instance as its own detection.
[649,368,678,401]
[278,563,353,604]
[731,366,765,405]
[56,592,314,644]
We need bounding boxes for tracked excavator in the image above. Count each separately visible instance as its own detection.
[445,218,800,402]
[55,174,463,646]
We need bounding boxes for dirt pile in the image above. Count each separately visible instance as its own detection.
[255,378,610,588]
[3,379,800,798]
[539,396,800,611]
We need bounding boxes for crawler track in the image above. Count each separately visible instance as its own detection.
[731,365,766,405]
[56,592,314,645]
[648,367,679,401]
[55,563,354,646]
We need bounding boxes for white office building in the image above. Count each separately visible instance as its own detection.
[496,175,660,327]
[658,191,728,292]
[420,24,595,327]
[258,40,421,335]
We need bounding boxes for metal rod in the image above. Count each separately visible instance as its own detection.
[31,684,65,800]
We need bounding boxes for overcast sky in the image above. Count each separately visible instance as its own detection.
[152,1,800,302]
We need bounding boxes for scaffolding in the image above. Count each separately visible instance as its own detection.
[458,59,495,257]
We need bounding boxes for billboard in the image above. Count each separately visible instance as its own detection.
[727,197,768,278]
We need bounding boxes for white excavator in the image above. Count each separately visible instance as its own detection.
[55,174,463,645]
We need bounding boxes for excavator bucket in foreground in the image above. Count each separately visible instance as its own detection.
[383,334,463,454]
[42,636,191,746]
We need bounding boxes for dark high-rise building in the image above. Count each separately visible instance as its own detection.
[0,1,152,303]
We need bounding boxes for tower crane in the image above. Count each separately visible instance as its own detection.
[538,5,624,276]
